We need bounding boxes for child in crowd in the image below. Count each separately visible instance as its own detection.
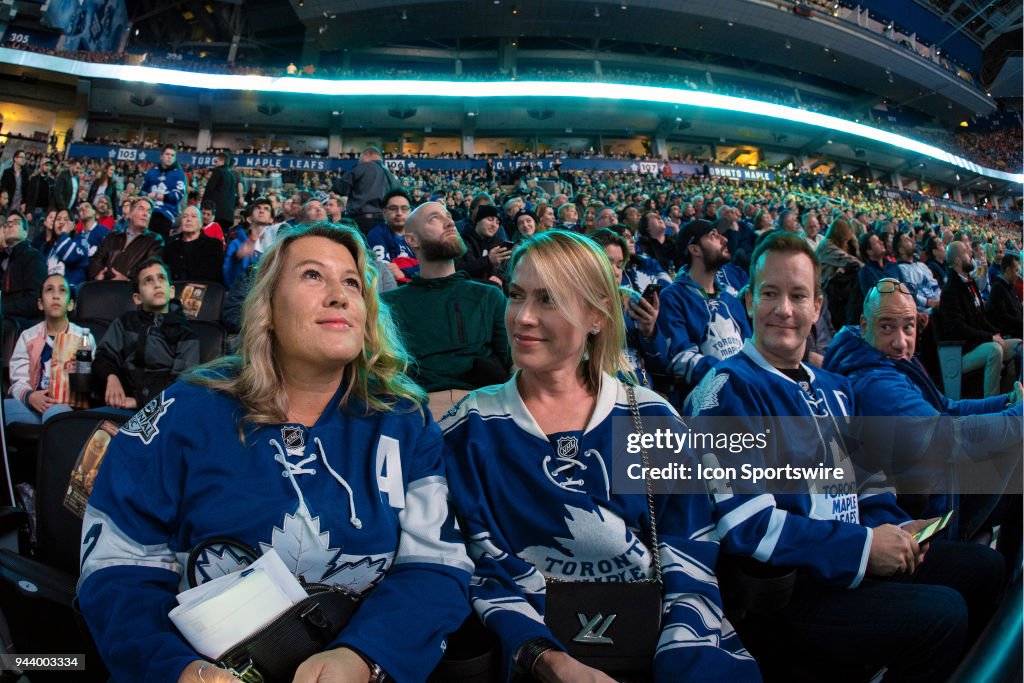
[94,258,199,410]
[5,273,94,424]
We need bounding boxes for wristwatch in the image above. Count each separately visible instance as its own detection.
[366,660,386,683]
[353,650,390,683]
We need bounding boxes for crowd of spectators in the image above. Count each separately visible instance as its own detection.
[954,127,1023,174]
[1,140,1021,681]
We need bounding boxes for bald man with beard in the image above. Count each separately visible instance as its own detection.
[383,202,511,419]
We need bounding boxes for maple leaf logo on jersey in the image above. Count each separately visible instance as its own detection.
[689,369,729,416]
[260,505,340,584]
[260,505,390,591]
[192,541,257,585]
[519,505,650,581]
[322,553,392,592]
[121,393,175,444]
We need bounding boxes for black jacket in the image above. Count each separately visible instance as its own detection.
[334,161,398,217]
[456,227,502,281]
[0,167,28,208]
[926,259,947,288]
[638,235,676,275]
[93,301,199,406]
[164,233,225,283]
[985,276,1023,338]
[1,241,46,322]
[201,164,238,227]
[937,271,999,352]
[26,172,54,212]
[54,170,78,211]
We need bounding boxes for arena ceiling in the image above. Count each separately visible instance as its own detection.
[120,0,1018,124]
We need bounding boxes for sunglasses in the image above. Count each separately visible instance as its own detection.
[874,278,911,295]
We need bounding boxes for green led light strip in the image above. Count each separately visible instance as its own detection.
[2,47,1019,185]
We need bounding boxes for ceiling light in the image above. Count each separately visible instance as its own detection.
[594,7,600,17]
[401,9,407,19]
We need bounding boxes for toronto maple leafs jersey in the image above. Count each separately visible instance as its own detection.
[684,342,910,589]
[440,373,761,682]
[78,378,472,683]
[623,253,672,294]
[656,272,750,405]
[141,163,187,223]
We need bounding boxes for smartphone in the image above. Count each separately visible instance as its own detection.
[500,241,515,251]
[642,283,662,304]
[912,509,957,545]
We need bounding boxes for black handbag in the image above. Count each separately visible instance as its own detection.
[218,584,361,683]
[183,538,361,683]
[543,385,662,676]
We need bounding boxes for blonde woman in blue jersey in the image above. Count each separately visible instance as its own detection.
[78,223,472,683]
[440,230,761,682]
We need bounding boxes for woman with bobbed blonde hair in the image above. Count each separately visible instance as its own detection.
[440,230,760,682]
[79,222,472,683]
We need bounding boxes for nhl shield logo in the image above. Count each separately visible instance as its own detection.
[282,426,305,451]
[556,436,579,459]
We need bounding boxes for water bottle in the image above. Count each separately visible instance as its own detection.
[76,330,92,376]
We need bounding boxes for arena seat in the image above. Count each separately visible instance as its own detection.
[72,281,135,324]
[190,320,227,364]
[0,410,128,682]
[1,319,18,396]
[949,577,1022,683]
[173,280,226,322]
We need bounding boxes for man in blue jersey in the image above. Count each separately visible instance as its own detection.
[658,219,749,407]
[141,144,186,244]
[685,231,999,681]
[367,188,418,283]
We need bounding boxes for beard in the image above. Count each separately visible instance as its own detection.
[701,244,731,270]
[420,231,467,261]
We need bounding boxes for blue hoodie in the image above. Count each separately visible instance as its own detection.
[823,325,1022,522]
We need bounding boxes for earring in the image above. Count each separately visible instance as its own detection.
[590,326,600,335]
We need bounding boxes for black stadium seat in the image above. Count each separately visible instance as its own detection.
[0,410,129,682]
[174,280,226,322]
[190,320,227,364]
[72,281,135,324]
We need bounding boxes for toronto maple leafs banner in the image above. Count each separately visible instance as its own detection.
[65,144,775,181]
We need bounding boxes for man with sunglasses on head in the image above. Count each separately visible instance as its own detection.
[824,276,1016,634]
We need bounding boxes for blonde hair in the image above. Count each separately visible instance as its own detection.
[507,230,634,390]
[187,222,424,439]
